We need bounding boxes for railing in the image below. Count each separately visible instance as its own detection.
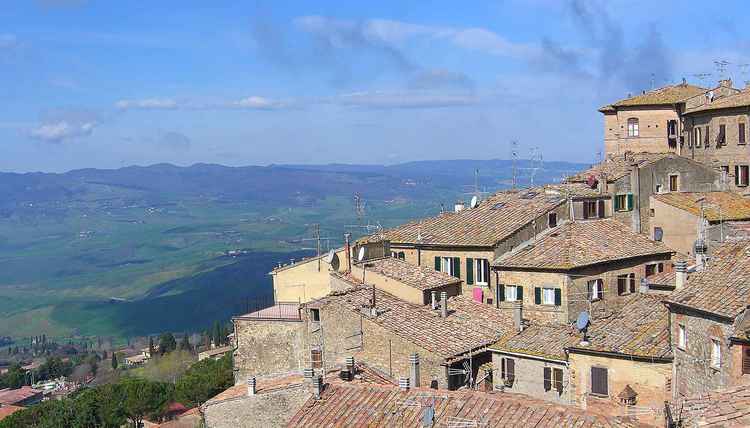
[234,297,302,321]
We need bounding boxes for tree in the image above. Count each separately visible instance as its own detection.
[148,337,156,357]
[174,354,233,407]
[111,352,118,370]
[120,377,172,428]
[158,333,177,356]
[212,321,221,347]
[178,335,191,352]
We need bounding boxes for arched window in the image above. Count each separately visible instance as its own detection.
[627,118,639,137]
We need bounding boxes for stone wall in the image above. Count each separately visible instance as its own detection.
[604,106,681,157]
[649,196,701,257]
[495,270,568,324]
[232,318,307,384]
[203,385,310,428]
[491,351,570,405]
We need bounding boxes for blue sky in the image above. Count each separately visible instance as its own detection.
[1,0,748,172]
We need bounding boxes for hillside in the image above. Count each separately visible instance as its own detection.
[0,159,587,338]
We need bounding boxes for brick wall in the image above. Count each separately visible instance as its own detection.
[604,106,681,157]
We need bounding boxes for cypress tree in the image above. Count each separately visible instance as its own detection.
[111,352,118,370]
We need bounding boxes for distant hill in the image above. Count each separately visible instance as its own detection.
[0,159,587,338]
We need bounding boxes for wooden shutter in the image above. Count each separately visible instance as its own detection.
[453,257,461,278]
[626,193,634,211]
[591,367,608,396]
[617,275,626,295]
[743,348,750,375]
[466,258,474,285]
[587,281,593,301]
[501,358,506,379]
[740,123,746,145]
[311,349,323,369]
[497,284,505,302]
[597,279,604,300]
[507,359,515,382]
[483,260,490,283]
[517,286,523,302]
[614,195,620,211]
[554,289,562,306]
[629,274,636,293]
[705,126,710,146]
[553,368,564,394]
[435,257,441,271]
[534,287,541,305]
[543,367,552,391]
[597,200,605,218]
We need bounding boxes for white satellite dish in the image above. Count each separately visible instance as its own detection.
[325,250,335,264]
[357,247,366,262]
[470,195,479,208]
[576,311,590,332]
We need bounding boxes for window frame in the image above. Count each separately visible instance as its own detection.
[587,279,603,301]
[740,122,747,145]
[677,324,686,350]
[694,127,702,148]
[441,257,455,276]
[541,287,555,305]
[505,285,519,302]
[711,339,721,369]
[310,308,321,322]
[669,174,679,192]
[590,366,609,397]
[738,165,750,187]
[475,258,489,285]
[627,118,639,137]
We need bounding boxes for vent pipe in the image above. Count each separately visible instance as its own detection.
[440,292,448,318]
[512,301,523,332]
[409,354,420,388]
[675,260,687,290]
[247,377,257,396]
[399,377,410,391]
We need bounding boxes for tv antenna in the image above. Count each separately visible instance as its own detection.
[529,147,544,187]
[739,63,750,87]
[693,73,712,84]
[576,311,590,345]
[462,169,489,206]
[510,140,519,189]
[298,223,334,271]
[714,60,730,79]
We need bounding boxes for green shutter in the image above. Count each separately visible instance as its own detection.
[466,258,474,285]
[614,195,620,211]
[554,289,562,306]
[498,284,505,301]
[453,257,461,278]
[517,286,523,302]
[435,256,441,272]
[534,287,541,305]
[626,194,634,211]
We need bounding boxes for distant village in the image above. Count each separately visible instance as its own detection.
[5,80,750,427]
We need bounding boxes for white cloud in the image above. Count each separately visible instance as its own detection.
[232,96,286,110]
[336,91,478,109]
[115,98,179,110]
[29,121,96,142]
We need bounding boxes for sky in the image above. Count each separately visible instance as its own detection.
[1,1,748,173]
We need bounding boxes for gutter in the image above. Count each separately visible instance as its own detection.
[661,300,735,323]
[565,347,672,364]
[489,349,567,365]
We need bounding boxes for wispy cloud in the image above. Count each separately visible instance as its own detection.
[408,69,475,90]
[336,91,478,109]
[115,98,179,110]
[115,96,290,111]
[29,121,96,143]
[231,96,288,110]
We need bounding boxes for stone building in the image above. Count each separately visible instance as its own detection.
[669,383,750,427]
[599,81,707,156]
[664,240,750,399]
[649,191,750,257]
[566,152,722,234]
[492,218,674,324]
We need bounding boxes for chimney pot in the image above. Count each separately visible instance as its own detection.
[512,301,523,332]
[345,356,355,370]
[409,353,420,388]
[312,375,323,399]
[675,260,688,290]
[303,368,314,380]
[247,377,257,396]
[440,292,448,318]
[399,377,410,391]
[431,291,438,310]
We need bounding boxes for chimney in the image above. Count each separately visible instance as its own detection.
[303,367,314,382]
[409,354,420,388]
[346,356,355,373]
[431,291,438,310]
[454,201,465,213]
[440,292,448,318]
[312,375,323,399]
[344,233,352,273]
[512,301,523,332]
[720,78,732,88]
[399,377,410,391]
[247,377,257,396]
[675,260,687,290]
[682,77,687,85]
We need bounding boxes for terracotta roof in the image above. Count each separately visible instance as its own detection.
[542,182,609,198]
[685,88,750,114]
[666,240,750,319]
[570,294,671,360]
[359,188,566,247]
[287,382,640,427]
[199,345,233,358]
[566,152,672,183]
[675,383,750,427]
[359,257,461,291]
[646,270,676,287]
[205,373,306,405]
[605,83,706,108]
[653,191,750,222]
[0,404,24,422]
[490,323,579,361]
[311,284,515,360]
[493,219,673,271]
[0,387,42,405]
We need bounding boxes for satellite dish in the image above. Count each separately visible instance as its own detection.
[357,247,366,262]
[470,195,479,208]
[325,250,335,264]
[576,311,590,332]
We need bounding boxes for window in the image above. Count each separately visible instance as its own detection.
[711,339,721,369]
[669,174,678,192]
[501,357,515,385]
[705,125,710,147]
[591,367,608,396]
[505,285,520,302]
[678,324,686,349]
[544,367,564,395]
[629,273,636,293]
[475,258,489,285]
[667,120,678,137]
[650,208,655,217]
[627,118,639,137]
[436,256,460,278]
[614,193,633,212]
[398,252,405,260]
[722,166,730,184]
[583,200,604,219]
[645,263,664,277]
[534,287,561,306]
[740,123,747,145]
[310,308,320,322]
[542,287,555,305]
[548,212,557,228]
[587,279,603,301]
[743,347,750,375]
[694,127,702,148]
[717,124,726,146]
[655,184,662,193]
[736,165,749,187]
[654,227,663,242]
[617,274,628,295]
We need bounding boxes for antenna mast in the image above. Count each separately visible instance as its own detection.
[510,140,519,190]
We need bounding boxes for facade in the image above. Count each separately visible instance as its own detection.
[665,241,750,399]
[492,218,674,324]
[271,248,347,303]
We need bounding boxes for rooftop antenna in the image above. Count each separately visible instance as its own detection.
[650,72,655,90]
[714,60,730,80]
[354,193,366,227]
[461,168,489,206]
[297,224,334,271]
[739,63,750,87]
[529,147,544,187]
[510,140,519,190]
[693,73,712,85]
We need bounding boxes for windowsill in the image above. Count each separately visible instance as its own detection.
[589,392,609,398]
[476,282,488,287]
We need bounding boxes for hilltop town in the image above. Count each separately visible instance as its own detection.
[198,80,750,427]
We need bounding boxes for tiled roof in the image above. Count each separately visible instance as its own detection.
[0,404,24,422]
[287,383,640,427]
[311,284,515,360]
[490,323,579,361]
[666,240,750,319]
[493,219,673,271]
[566,152,672,183]
[359,188,566,247]
[570,294,672,360]
[204,373,306,405]
[605,83,706,108]
[685,88,750,114]
[646,270,676,287]
[542,183,609,198]
[198,345,233,358]
[359,257,461,291]
[0,387,42,405]
[675,383,750,427]
[653,191,750,222]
